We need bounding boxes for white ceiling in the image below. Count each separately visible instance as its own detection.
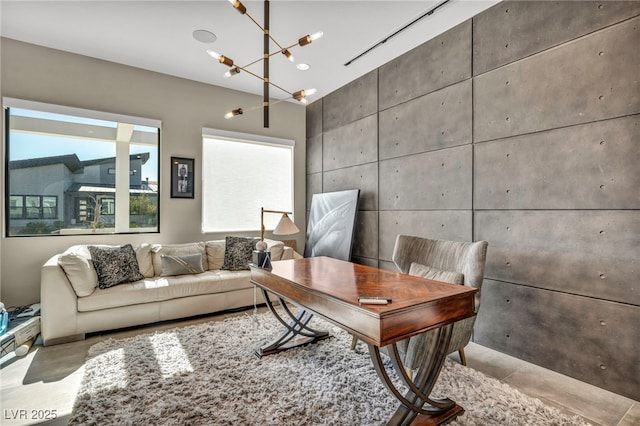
[1,0,499,103]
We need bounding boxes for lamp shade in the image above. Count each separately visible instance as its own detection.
[273,213,299,235]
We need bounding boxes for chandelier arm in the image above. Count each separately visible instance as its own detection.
[241,57,265,69]
[281,41,302,51]
[269,81,293,96]
[234,66,262,80]
[244,12,266,34]
[237,42,304,67]
[233,97,290,115]
[232,64,294,97]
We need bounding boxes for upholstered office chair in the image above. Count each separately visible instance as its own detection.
[393,235,488,369]
[351,235,488,369]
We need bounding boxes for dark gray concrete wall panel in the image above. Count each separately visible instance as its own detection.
[378,210,472,261]
[473,1,640,75]
[475,279,640,401]
[378,260,397,273]
[474,16,640,142]
[323,70,377,132]
[306,172,322,211]
[353,210,378,259]
[306,99,322,138]
[306,134,322,174]
[379,145,472,210]
[323,114,378,171]
[475,210,640,305]
[378,20,472,111]
[379,80,472,160]
[474,115,640,209]
[353,256,379,268]
[322,163,378,211]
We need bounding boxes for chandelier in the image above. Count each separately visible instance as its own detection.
[208,0,323,128]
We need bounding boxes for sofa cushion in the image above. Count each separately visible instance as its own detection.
[221,236,257,271]
[88,244,145,289]
[152,242,208,276]
[77,270,252,312]
[408,262,464,285]
[136,243,155,278]
[205,240,226,270]
[161,253,205,276]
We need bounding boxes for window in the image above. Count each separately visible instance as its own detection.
[4,98,160,236]
[9,195,58,220]
[202,129,294,233]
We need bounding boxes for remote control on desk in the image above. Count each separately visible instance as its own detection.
[358,297,392,305]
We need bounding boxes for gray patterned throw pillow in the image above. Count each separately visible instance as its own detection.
[88,244,145,289]
[221,236,257,271]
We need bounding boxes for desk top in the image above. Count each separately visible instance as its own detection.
[250,257,477,347]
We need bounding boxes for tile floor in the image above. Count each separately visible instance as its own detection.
[1,308,638,426]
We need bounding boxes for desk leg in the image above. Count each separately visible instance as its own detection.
[368,324,464,426]
[255,289,330,358]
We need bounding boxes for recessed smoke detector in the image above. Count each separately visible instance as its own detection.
[193,29,217,44]
[297,63,310,71]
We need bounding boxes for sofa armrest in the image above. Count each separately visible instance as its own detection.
[41,254,80,345]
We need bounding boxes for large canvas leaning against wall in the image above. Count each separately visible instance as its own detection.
[304,189,360,261]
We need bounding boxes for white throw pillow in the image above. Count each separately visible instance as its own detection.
[58,245,98,297]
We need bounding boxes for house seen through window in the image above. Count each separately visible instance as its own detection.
[4,98,160,236]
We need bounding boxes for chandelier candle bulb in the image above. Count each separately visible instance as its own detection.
[207,50,234,67]
[282,49,294,62]
[224,108,243,119]
[228,0,247,15]
[224,67,241,78]
[292,88,317,103]
[206,49,221,59]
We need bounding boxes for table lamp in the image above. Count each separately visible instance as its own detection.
[253,207,300,269]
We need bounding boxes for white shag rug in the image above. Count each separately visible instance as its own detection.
[70,312,589,425]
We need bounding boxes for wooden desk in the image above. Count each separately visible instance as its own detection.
[250,257,478,426]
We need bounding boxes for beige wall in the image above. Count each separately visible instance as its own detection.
[0,38,306,307]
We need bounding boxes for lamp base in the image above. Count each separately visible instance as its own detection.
[252,250,272,270]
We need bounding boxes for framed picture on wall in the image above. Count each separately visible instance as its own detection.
[171,156,195,199]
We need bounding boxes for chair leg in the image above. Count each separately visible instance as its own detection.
[350,335,358,350]
[458,348,467,366]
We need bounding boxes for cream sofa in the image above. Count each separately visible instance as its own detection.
[40,238,294,345]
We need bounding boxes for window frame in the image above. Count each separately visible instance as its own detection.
[8,195,59,220]
[3,97,161,237]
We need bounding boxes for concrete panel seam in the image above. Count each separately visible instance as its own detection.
[473,112,640,146]
[480,278,640,308]
[378,78,473,114]
[472,12,640,78]
[379,141,474,162]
